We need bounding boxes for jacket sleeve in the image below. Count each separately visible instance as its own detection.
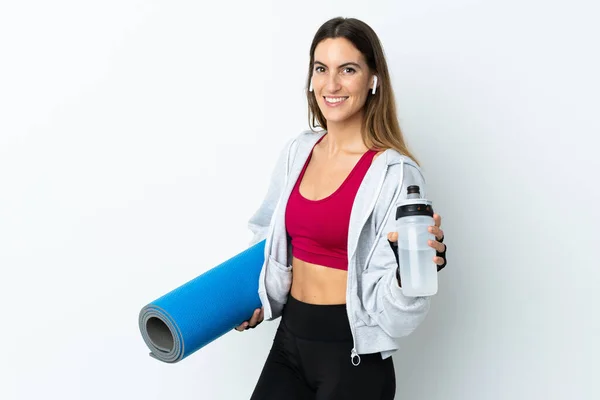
[247,138,294,246]
[360,163,432,339]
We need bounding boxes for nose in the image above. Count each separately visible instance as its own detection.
[325,73,342,92]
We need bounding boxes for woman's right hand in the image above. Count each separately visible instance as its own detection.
[234,307,264,331]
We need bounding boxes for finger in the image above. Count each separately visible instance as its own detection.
[387,232,398,242]
[235,322,249,332]
[237,308,260,331]
[433,255,445,266]
[248,308,261,327]
[433,213,442,228]
[428,239,446,253]
[257,308,264,323]
[428,226,444,241]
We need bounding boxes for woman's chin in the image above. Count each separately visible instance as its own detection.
[321,110,358,124]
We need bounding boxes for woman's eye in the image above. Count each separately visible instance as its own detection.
[313,66,355,74]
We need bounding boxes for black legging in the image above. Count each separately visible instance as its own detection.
[250,294,396,400]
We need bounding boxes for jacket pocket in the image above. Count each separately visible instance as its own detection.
[355,310,380,328]
[264,255,292,305]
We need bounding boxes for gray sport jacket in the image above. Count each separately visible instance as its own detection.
[248,129,432,365]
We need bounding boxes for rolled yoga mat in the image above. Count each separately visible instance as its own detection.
[138,239,265,363]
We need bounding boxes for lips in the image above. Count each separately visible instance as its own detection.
[323,96,349,107]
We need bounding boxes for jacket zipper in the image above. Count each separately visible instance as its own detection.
[347,164,389,366]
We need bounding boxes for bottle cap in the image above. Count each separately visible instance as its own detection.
[407,185,420,196]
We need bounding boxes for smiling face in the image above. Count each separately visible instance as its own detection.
[311,37,376,126]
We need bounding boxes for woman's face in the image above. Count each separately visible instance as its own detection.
[311,37,375,125]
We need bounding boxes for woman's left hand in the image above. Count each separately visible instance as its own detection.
[428,213,446,267]
[387,212,447,269]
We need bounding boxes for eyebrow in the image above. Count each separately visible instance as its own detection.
[313,61,362,69]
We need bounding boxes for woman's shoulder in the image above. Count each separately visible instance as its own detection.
[374,149,426,193]
[295,129,326,143]
[281,129,326,154]
[371,147,420,169]
[372,149,385,162]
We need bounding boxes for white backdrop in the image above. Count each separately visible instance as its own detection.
[1,1,598,399]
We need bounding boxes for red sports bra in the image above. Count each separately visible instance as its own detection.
[285,134,378,271]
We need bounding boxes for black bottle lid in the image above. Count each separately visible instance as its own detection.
[407,185,420,196]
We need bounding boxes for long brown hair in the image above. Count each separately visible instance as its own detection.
[305,17,420,166]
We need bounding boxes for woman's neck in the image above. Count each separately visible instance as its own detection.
[322,115,367,156]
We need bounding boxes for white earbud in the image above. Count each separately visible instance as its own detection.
[309,78,313,92]
[372,76,378,94]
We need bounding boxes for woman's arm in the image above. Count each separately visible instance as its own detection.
[247,138,295,245]
[360,163,432,339]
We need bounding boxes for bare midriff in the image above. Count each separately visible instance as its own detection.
[290,259,348,304]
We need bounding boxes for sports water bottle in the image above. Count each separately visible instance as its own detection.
[395,185,438,296]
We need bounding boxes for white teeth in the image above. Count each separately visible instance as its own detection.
[325,97,348,103]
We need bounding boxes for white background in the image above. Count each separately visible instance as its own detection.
[1,1,598,399]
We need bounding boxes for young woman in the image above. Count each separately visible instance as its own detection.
[237,17,447,400]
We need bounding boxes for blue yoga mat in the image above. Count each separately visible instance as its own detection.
[138,239,265,363]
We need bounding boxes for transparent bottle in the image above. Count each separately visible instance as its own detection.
[395,185,438,296]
